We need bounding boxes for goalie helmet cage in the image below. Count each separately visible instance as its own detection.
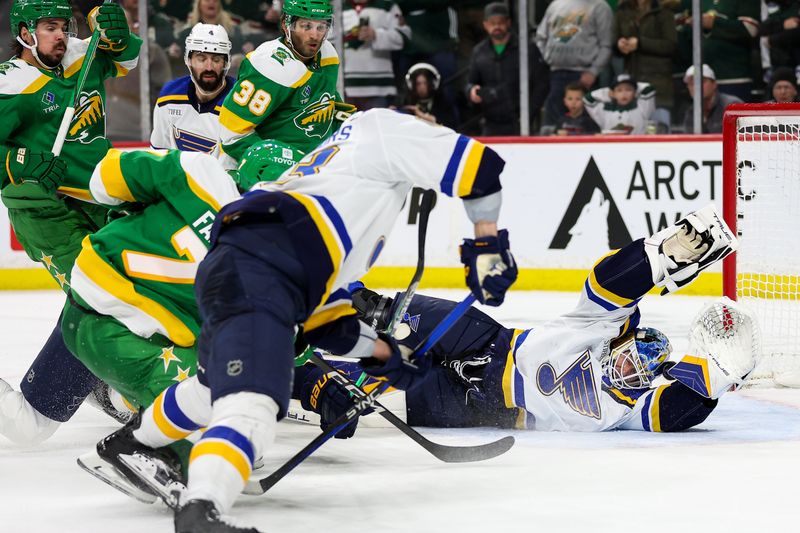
[722,103,800,386]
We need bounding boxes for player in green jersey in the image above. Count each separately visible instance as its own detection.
[0,0,142,445]
[218,0,356,168]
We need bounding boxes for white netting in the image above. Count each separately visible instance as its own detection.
[688,297,760,386]
[733,116,800,385]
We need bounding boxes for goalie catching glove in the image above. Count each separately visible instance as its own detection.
[644,204,738,295]
[5,147,66,194]
[88,2,131,52]
[460,229,518,306]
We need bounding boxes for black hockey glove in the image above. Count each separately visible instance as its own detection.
[460,229,518,306]
[297,363,360,439]
[6,147,67,194]
[359,332,431,391]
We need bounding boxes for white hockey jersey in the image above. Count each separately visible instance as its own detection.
[583,82,656,135]
[215,109,504,354]
[150,75,234,156]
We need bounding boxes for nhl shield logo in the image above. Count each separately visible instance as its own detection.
[66,90,106,144]
[293,92,336,139]
[227,360,244,376]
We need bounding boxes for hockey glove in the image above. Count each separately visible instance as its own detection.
[6,147,67,194]
[297,363,359,439]
[460,229,518,306]
[359,332,431,391]
[334,101,358,124]
[88,3,130,52]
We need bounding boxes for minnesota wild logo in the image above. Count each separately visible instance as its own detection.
[271,48,292,66]
[0,62,20,75]
[66,90,105,144]
[293,92,335,139]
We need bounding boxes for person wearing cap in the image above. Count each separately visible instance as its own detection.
[466,2,550,135]
[583,73,656,134]
[682,63,742,134]
[768,66,800,103]
[536,0,614,126]
[397,62,458,129]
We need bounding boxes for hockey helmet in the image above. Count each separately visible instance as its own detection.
[184,23,232,74]
[235,139,305,190]
[283,0,334,21]
[405,63,441,92]
[602,327,672,389]
[10,0,74,37]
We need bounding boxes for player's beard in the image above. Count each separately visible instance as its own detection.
[37,43,66,68]
[194,69,224,93]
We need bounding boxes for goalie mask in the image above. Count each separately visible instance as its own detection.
[602,327,672,389]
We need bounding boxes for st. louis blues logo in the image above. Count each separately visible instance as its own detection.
[536,351,601,419]
[402,312,420,333]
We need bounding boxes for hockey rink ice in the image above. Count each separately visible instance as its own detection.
[1,288,799,533]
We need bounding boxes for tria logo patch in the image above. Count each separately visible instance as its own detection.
[66,90,105,144]
[41,91,60,114]
[293,92,336,139]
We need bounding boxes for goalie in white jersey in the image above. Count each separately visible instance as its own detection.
[150,23,235,155]
[343,205,758,433]
[91,108,517,532]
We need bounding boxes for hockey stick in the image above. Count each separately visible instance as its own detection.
[309,352,514,463]
[52,1,110,156]
[244,293,481,496]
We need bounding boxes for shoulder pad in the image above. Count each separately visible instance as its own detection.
[246,39,309,88]
[157,76,193,105]
[0,59,48,95]
[62,37,89,77]
[319,40,339,68]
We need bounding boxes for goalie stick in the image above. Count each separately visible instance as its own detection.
[243,293,481,496]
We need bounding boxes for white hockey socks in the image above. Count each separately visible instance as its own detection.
[134,376,212,448]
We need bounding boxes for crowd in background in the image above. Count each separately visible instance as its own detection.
[2,0,799,139]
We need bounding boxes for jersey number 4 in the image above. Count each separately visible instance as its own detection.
[122,226,207,284]
[289,146,340,178]
[232,80,271,116]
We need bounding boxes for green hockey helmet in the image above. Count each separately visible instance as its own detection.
[235,140,305,190]
[10,0,73,38]
[282,0,334,21]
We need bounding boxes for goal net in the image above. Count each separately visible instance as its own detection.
[723,103,800,386]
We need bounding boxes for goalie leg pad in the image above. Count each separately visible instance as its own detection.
[644,204,738,294]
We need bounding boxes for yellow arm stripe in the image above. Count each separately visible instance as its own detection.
[587,250,636,308]
[291,70,313,88]
[5,151,14,185]
[650,385,668,432]
[156,94,189,105]
[679,355,712,396]
[320,56,339,67]
[190,441,252,482]
[456,142,485,197]
[608,388,636,407]
[56,186,93,202]
[75,236,196,346]
[305,303,357,332]
[501,329,524,408]
[114,63,130,77]
[219,107,258,135]
[152,391,193,440]
[186,172,222,212]
[21,75,50,94]
[64,56,84,78]
[99,149,136,202]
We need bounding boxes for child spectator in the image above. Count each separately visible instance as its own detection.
[768,66,800,103]
[584,73,656,134]
[550,82,600,135]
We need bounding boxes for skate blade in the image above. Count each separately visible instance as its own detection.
[77,451,158,505]
[117,453,184,510]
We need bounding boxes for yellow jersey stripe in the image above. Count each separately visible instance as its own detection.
[75,236,196,346]
[291,70,313,88]
[320,56,339,67]
[456,142,485,197]
[190,441,252,482]
[21,75,50,94]
[186,172,222,212]
[64,56,84,78]
[152,391,193,440]
[56,186,93,202]
[156,94,190,105]
[650,385,668,432]
[305,303,357,332]
[587,250,635,308]
[99,149,136,203]
[679,355,712,396]
[114,63,129,77]
[501,329,524,408]
[219,107,257,135]
[608,387,636,407]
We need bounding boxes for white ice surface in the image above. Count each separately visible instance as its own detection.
[2,289,800,533]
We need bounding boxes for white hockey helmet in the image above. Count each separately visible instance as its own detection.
[184,23,232,74]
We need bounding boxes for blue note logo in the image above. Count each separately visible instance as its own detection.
[536,350,601,419]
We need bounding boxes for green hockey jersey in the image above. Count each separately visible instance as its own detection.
[69,149,241,347]
[0,35,142,208]
[218,37,341,167]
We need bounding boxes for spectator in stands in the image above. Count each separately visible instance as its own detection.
[341,0,411,110]
[682,64,742,134]
[584,73,656,134]
[546,82,601,135]
[767,65,800,102]
[467,2,550,135]
[174,0,251,70]
[396,62,457,129]
[224,0,282,42]
[456,0,493,65]
[155,0,193,23]
[675,0,759,102]
[760,1,800,71]
[117,0,178,50]
[537,0,614,125]
[395,1,459,124]
[614,0,676,130]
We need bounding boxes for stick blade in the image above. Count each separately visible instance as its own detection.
[428,435,515,463]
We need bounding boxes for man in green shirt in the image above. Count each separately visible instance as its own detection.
[0,0,142,445]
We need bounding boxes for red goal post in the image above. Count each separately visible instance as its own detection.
[722,103,800,386]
